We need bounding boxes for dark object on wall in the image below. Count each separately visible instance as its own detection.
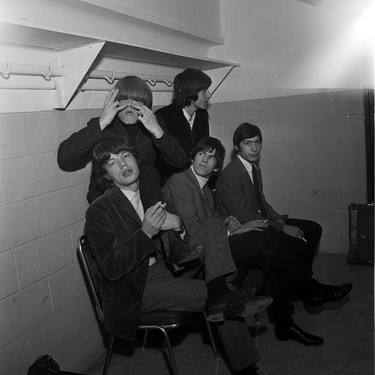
[347,203,374,265]
[363,88,374,204]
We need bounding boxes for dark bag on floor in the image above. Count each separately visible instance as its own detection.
[27,355,60,375]
[347,203,374,264]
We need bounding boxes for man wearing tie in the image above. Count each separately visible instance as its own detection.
[164,136,352,348]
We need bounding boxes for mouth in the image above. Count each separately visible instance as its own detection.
[122,169,133,177]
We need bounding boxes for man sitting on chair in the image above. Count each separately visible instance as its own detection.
[164,136,352,347]
[84,135,272,375]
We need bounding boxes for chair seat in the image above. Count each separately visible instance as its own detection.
[139,311,190,326]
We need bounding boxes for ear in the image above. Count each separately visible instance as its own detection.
[213,167,220,173]
[234,145,239,153]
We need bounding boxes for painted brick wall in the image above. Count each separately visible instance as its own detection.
[0,88,368,374]
[209,89,367,255]
[0,108,105,374]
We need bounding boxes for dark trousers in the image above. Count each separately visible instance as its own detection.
[140,259,260,370]
[229,226,314,325]
[281,218,322,270]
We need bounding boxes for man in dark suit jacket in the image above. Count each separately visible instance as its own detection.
[84,136,271,375]
[155,68,211,183]
[58,76,187,203]
[164,136,352,347]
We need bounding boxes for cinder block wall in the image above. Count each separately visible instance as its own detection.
[210,89,367,254]
[0,108,105,374]
[0,89,367,374]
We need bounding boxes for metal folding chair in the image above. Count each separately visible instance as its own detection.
[77,235,219,375]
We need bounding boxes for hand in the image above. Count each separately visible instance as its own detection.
[133,104,164,139]
[282,224,304,240]
[161,211,182,231]
[99,89,127,130]
[224,216,241,234]
[230,219,268,236]
[142,201,167,238]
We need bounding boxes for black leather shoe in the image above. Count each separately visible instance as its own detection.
[205,290,272,322]
[275,322,324,346]
[305,282,353,308]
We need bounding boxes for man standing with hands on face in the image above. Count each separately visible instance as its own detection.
[57,75,187,203]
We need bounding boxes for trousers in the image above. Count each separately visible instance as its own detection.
[140,259,260,370]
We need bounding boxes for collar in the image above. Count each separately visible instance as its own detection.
[183,108,196,127]
[190,165,209,190]
[119,188,139,201]
[237,154,259,172]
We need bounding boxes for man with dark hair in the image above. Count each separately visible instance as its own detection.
[57,75,187,203]
[155,68,212,182]
[215,123,353,342]
[85,135,272,375]
[164,136,353,348]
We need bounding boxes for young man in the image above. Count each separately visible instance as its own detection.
[155,68,212,182]
[84,136,271,375]
[164,136,352,347]
[215,124,353,301]
[58,75,187,203]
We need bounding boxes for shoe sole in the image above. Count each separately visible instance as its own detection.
[206,298,273,322]
[275,334,324,346]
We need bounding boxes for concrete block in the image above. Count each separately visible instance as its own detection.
[60,162,91,188]
[24,112,60,154]
[313,114,365,141]
[37,184,88,235]
[288,91,338,118]
[0,153,63,203]
[243,97,290,121]
[317,165,366,188]
[0,335,29,375]
[267,118,315,143]
[0,250,18,299]
[269,165,316,187]
[14,228,75,289]
[56,110,81,145]
[0,280,52,346]
[337,90,364,115]
[0,200,41,253]
[0,113,29,160]
[320,231,348,255]
[49,262,87,311]
[261,143,292,165]
[26,301,83,362]
[315,210,348,233]
[292,142,318,164]
[263,188,295,212]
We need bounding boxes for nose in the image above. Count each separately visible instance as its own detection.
[250,142,257,152]
[207,90,212,99]
[120,157,127,167]
[202,154,208,163]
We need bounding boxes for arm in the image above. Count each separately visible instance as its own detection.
[153,115,188,168]
[85,203,156,282]
[163,176,206,243]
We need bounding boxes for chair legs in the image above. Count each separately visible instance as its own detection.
[154,326,179,375]
[243,274,261,324]
[102,333,115,375]
[203,312,220,359]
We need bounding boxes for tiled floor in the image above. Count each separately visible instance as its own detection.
[85,255,374,375]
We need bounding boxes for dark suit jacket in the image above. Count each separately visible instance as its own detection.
[84,166,163,340]
[216,156,283,230]
[155,103,209,182]
[163,168,221,245]
[57,116,187,203]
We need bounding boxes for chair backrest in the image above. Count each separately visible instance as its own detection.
[77,234,104,322]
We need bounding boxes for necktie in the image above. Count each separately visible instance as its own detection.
[132,191,144,221]
[251,164,266,217]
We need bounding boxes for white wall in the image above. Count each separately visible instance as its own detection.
[209,0,374,103]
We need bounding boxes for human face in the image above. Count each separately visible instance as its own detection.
[118,99,143,125]
[192,149,218,177]
[237,135,262,163]
[104,151,140,191]
[193,88,211,110]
